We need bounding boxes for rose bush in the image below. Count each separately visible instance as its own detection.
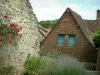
[0,16,22,45]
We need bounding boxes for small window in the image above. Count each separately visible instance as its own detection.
[58,34,65,46]
[68,35,76,46]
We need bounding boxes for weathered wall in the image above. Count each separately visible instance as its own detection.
[40,10,97,63]
[96,48,100,71]
[0,0,40,72]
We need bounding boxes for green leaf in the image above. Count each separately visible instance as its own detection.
[4,19,9,22]
[13,40,17,45]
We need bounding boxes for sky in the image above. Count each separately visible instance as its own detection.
[29,0,100,21]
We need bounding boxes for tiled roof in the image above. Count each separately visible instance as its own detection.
[38,25,51,39]
[69,8,94,46]
[84,20,100,33]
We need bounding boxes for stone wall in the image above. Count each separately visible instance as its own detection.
[0,0,40,72]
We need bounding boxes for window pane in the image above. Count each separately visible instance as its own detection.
[68,35,76,46]
[58,34,65,46]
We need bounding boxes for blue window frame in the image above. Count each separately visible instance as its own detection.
[58,34,65,46]
[68,35,76,46]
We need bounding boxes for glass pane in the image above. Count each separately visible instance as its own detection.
[58,34,65,46]
[68,35,76,46]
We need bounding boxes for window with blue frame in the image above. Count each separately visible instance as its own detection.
[58,34,65,46]
[68,35,76,46]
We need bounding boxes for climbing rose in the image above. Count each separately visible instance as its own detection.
[16,28,20,32]
[19,34,22,38]
[8,40,13,44]
[10,23,14,27]
[10,23,14,32]
[10,28,14,32]
[4,16,8,18]
[15,24,18,27]
[16,27,22,32]
[0,37,3,41]
[9,23,18,32]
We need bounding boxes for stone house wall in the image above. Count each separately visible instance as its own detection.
[0,0,40,72]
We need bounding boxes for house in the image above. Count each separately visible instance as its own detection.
[39,25,51,41]
[40,8,100,69]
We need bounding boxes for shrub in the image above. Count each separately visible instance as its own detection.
[93,29,100,48]
[21,57,49,75]
[40,55,89,75]
[21,55,89,75]
[0,66,14,75]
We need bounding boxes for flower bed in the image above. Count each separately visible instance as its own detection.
[21,55,90,75]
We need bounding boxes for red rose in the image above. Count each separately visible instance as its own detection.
[19,34,22,38]
[9,23,16,32]
[9,26,12,30]
[8,40,13,44]
[4,16,8,18]
[10,29,14,32]
[15,24,18,26]
[16,27,22,32]
[0,37,3,41]
[20,27,22,30]
[10,23,22,33]
[10,23,14,27]
[9,27,14,32]
[16,29,20,32]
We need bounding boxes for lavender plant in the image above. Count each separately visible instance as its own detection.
[40,55,89,75]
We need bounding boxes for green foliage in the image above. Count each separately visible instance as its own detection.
[39,19,58,29]
[21,57,49,75]
[40,55,89,75]
[40,40,43,45]
[46,66,87,75]
[21,55,89,75]
[0,66,14,75]
[93,29,100,48]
